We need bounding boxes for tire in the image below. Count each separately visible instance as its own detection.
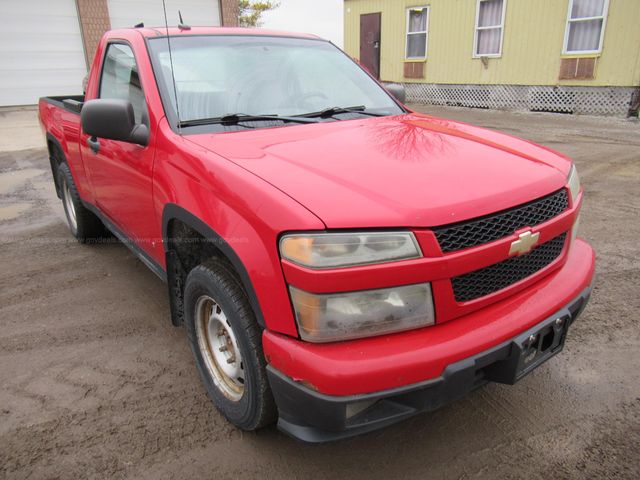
[57,162,106,243]
[184,258,277,430]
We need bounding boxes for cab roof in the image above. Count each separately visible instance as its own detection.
[115,26,323,40]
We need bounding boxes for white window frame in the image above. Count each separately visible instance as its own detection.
[472,0,507,58]
[405,6,430,60]
[562,0,609,55]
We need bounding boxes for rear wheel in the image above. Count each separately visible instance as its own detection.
[184,258,276,430]
[57,163,106,243]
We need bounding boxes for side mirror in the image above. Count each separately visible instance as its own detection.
[81,99,148,146]
[385,83,406,104]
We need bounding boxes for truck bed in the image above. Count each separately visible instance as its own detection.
[40,95,85,114]
[39,94,89,202]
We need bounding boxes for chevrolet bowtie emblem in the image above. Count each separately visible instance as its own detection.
[509,231,540,256]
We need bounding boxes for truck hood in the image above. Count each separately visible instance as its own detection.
[187,113,572,228]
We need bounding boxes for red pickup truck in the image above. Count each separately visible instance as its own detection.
[39,26,594,442]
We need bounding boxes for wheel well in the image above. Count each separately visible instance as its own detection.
[165,218,243,326]
[167,219,237,277]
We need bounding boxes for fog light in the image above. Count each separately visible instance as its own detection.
[346,400,377,420]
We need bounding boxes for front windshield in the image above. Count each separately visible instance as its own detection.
[148,35,403,124]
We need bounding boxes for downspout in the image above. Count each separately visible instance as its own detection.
[218,0,224,26]
[630,89,640,117]
[629,36,640,117]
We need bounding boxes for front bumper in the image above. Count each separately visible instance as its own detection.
[268,286,592,443]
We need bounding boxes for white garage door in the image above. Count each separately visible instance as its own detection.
[108,0,220,29]
[0,0,87,106]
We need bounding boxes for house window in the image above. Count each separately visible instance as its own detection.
[406,6,429,59]
[564,0,609,54]
[474,0,506,57]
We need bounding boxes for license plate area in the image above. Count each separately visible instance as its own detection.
[513,315,569,380]
[481,313,571,385]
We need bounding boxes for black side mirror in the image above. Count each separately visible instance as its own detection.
[81,99,149,146]
[385,83,406,104]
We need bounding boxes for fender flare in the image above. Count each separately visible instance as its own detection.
[45,132,66,197]
[162,203,265,327]
[46,131,65,156]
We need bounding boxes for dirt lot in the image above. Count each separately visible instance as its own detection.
[1,105,638,479]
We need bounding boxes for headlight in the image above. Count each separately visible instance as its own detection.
[571,213,580,244]
[289,283,435,342]
[568,165,581,243]
[567,164,581,205]
[280,232,421,269]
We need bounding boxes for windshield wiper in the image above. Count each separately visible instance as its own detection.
[297,105,387,119]
[178,113,319,128]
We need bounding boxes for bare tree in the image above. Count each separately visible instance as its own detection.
[238,0,280,27]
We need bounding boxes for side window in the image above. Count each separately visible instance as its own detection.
[99,43,147,124]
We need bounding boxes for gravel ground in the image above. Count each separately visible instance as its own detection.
[0,106,638,479]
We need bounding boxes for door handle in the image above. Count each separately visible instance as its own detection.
[87,136,100,154]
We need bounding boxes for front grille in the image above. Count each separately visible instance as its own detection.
[434,189,569,252]
[451,233,567,302]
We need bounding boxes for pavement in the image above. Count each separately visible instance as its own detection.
[0,105,638,479]
[0,107,44,152]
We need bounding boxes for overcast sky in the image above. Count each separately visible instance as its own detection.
[260,0,344,47]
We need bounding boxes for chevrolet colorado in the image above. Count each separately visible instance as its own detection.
[39,27,594,442]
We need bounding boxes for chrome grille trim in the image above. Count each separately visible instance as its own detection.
[451,233,567,302]
[434,189,569,253]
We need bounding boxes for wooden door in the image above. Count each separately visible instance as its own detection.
[360,13,381,79]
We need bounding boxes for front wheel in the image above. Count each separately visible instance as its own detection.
[184,258,276,430]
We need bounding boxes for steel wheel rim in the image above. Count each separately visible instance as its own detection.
[195,295,245,401]
[62,177,77,231]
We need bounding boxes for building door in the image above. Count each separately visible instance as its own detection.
[0,0,87,106]
[360,13,381,79]
[108,0,221,28]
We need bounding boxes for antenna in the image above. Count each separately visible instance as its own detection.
[178,10,191,30]
[162,0,181,131]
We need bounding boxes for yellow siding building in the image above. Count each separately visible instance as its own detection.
[343,0,640,116]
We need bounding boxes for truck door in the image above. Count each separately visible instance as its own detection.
[81,42,159,259]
